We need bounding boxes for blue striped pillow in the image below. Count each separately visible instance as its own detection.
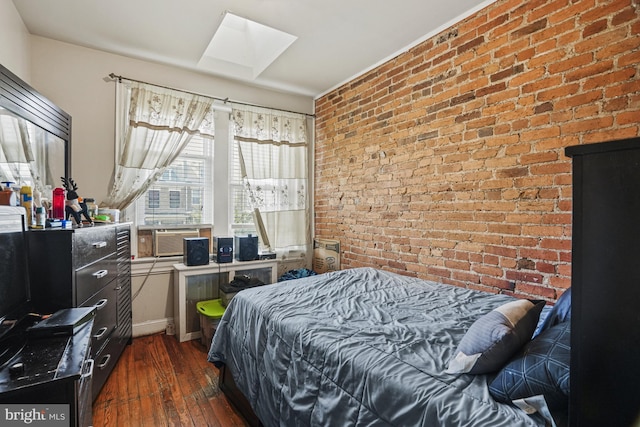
[446,299,545,374]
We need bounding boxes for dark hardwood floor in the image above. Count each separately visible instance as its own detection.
[93,333,250,427]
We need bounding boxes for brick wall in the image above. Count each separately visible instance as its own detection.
[314,0,640,301]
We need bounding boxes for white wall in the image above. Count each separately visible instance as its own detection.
[130,260,176,337]
[0,1,31,82]
[27,40,313,337]
[1,23,314,337]
[28,36,314,205]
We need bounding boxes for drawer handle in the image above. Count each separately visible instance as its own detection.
[93,326,109,339]
[93,241,107,249]
[93,270,108,279]
[97,354,111,369]
[82,359,94,378]
[94,298,108,310]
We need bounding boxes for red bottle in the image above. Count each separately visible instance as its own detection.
[52,187,65,219]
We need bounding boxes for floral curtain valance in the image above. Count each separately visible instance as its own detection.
[231,104,307,145]
[120,83,215,170]
[127,84,215,136]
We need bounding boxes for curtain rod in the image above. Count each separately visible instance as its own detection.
[107,73,315,118]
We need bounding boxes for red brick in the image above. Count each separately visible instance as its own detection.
[314,0,638,302]
[506,270,544,284]
[617,111,640,126]
[515,283,557,299]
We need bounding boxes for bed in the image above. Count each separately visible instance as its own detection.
[207,267,569,427]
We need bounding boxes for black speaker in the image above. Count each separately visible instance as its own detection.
[214,237,233,263]
[183,237,210,266]
[235,234,258,261]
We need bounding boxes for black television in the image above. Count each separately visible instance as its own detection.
[0,206,31,345]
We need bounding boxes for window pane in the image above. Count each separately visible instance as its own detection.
[148,190,160,209]
[136,135,213,226]
[231,140,256,235]
[169,190,181,208]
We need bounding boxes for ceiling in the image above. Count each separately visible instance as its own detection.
[13,0,495,98]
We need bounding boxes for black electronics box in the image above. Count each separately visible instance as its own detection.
[184,237,210,266]
[27,307,95,338]
[220,275,267,307]
[235,234,258,261]
[214,237,233,263]
[259,251,276,260]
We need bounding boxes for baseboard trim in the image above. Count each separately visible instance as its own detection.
[133,318,175,338]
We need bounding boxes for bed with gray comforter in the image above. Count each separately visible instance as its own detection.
[207,267,552,426]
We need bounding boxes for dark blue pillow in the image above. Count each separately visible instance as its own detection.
[534,288,571,338]
[489,320,570,409]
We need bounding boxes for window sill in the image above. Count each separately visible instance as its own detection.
[137,224,213,231]
[131,255,186,275]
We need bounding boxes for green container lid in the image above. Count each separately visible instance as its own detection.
[196,299,226,318]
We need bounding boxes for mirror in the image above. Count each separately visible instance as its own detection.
[0,63,71,200]
[0,106,66,192]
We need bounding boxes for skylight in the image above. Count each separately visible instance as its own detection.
[198,12,297,80]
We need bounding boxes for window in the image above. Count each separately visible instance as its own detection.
[230,139,257,236]
[148,190,160,209]
[135,135,213,226]
[169,190,181,209]
[231,133,309,252]
[110,79,310,258]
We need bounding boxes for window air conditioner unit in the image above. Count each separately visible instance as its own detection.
[153,230,200,256]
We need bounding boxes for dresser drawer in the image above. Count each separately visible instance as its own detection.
[90,336,121,401]
[73,227,116,267]
[76,254,117,304]
[82,284,117,354]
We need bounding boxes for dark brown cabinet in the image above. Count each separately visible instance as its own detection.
[565,138,640,427]
[28,223,132,401]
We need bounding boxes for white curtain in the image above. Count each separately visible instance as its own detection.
[102,80,215,211]
[0,112,33,163]
[231,104,310,253]
[0,111,51,193]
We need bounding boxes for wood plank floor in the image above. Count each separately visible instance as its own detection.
[93,333,250,427]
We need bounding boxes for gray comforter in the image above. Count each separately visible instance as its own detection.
[208,267,547,426]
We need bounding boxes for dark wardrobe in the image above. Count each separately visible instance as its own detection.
[566,137,640,427]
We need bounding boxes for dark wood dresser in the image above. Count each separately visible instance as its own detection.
[565,137,640,427]
[28,223,132,400]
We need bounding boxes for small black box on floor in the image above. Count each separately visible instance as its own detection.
[235,234,258,261]
[214,237,234,263]
[184,237,210,266]
[220,275,267,306]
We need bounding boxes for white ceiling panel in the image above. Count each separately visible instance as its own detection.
[12,0,496,98]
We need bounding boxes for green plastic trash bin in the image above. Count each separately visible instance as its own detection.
[196,299,225,347]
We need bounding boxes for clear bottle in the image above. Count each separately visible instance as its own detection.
[35,206,46,227]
